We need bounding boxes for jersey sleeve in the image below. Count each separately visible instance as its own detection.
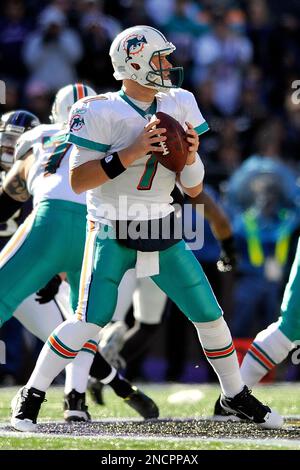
[14,126,41,161]
[67,98,112,154]
[181,91,210,136]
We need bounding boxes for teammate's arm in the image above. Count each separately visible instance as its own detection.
[70,120,166,194]
[0,152,33,223]
[2,153,33,202]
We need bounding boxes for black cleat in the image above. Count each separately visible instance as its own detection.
[87,376,105,405]
[64,389,91,422]
[213,395,241,422]
[124,386,159,419]
[220,385,283,429]
[11,387,45,432]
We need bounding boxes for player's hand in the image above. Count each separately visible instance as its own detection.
[216,236,238,273]
[35,274,62,304]
[124,119,167,161]
[185,121,199,165]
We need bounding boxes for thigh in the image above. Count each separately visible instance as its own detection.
[279,239,300,341]
[77,225,137,326]
[14,294,64,342]
[133,277,167,324]
[112,269,137,322]
[0,210,63,325]
[152,241,222,323]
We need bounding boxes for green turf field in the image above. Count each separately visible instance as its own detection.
[0,383,300,450]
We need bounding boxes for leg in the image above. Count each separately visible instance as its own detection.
[14,294,64,342]
[0,209,64,327]
[241,238,300,387]
[151,241,282,428]
[101,277,166,368]
[22,226,136,395]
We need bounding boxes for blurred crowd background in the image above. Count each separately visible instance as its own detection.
[1,0,300,386]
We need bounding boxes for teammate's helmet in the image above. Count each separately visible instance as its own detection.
[0,110,40,170]
[109,25,184,91]
[50,83,96,124]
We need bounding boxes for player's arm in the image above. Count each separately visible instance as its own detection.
[178,122,204,198]
[70,119,166,194]
[0,152,33,223]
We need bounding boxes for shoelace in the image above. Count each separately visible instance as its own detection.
[17,392,46,420]
[234,388,269,421]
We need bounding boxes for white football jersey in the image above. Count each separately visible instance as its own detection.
[68,88,209,221]
[16,124,86,207]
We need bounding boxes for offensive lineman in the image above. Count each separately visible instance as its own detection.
[12,26,283,430]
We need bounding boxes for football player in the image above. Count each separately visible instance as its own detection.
[0,86,158,425]
[89,186,237,402]
[12,25,283,431]
[214,236,300,418]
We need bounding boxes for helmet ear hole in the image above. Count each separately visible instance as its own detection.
[131,63,141,70]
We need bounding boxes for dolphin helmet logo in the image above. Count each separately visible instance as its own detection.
[123,34,148,62]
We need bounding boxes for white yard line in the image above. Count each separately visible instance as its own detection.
[0,423,300,449]
[0,430,299,448]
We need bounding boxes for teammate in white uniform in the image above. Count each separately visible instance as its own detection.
[13,25,282,431]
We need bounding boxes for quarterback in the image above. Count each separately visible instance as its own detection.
[12,26,282,430]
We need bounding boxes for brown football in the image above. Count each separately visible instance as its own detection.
[151,111,189,172]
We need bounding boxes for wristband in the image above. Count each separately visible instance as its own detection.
[180,154,205,188]
[100,152,126,179]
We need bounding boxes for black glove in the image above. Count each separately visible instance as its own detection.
[35,274,62,304]
[217,236,237,273]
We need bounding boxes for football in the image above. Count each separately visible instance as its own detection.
[151,111,189,172]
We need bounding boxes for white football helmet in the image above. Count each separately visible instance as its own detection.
[50,83,96,124]
[109,25,184,91]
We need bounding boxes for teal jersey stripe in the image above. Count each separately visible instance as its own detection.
[68,134,111,152]
[253,342,276,365]
[87,340,98,347]
[119,89,157,119]
[194,121,209,135]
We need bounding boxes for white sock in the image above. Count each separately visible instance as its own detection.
[241,320,295,388]
[64,336,99,394]
[194,317,244,397]
[27,319,100,392]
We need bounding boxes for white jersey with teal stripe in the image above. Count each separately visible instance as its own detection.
[16,124,86,207]
[68,88,209,221]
